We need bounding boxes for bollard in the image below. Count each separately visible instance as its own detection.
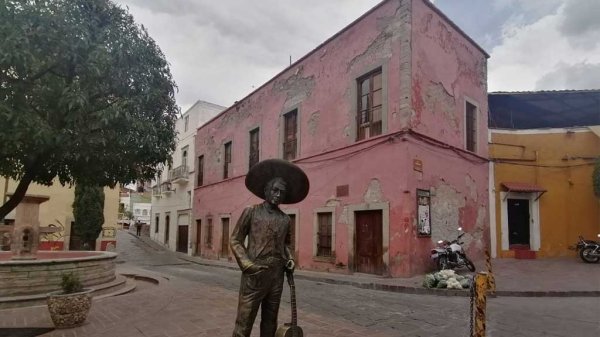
[473,272,489,337]
[485,250,496,296]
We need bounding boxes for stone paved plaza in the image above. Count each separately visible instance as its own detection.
[0,230,598,337]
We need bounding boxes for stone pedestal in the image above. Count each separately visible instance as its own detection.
[8,195,49,260]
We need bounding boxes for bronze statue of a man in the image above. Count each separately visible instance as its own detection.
[230,159,309,337]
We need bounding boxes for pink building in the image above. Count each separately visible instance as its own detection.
[193,0,489,277]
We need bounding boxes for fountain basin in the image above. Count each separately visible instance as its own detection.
[0,251,117,297]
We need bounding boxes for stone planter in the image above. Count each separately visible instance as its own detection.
[46,289,93,328]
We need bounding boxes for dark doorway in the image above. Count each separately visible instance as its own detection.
[196,219,202,255]
[507,198,530,247]
[164,214,170,245]
[177,225,188,253]
[220,218,230,258]
[355,210,383,275]
[287,214,296,260]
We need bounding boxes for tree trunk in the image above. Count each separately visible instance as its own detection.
[0,173,34,220]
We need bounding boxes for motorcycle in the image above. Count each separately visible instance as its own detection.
[570,234,600,263]
[430,227,476,271]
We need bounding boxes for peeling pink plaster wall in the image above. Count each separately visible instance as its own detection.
[194,0,489,277]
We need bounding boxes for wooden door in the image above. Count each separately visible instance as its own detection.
[177,225,188,253]
[355,210,383,275]
[196,219,202,255]
[220,218,230,258]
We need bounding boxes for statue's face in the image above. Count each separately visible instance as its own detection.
[265,178,287,206]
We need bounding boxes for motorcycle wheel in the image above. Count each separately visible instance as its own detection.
[579,247,600,263]
[437,256,449,270]
[464,257,476,272]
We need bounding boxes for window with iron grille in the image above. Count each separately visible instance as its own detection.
[206,218,213,247]
[283,110,298,160]
[197,155,204,186]
[249,128,260,169]
[356,69,383,141]
[223,142,232,179]
[316,212,333,257]
[465,101,477,152]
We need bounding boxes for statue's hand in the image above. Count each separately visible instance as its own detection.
[285,259,295,271]
[244,263,268,275]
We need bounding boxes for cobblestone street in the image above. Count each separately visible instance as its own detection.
[0,230,598,337]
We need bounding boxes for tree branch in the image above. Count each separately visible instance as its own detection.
[0,170,34,220]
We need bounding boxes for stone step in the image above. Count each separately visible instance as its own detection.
[0,274,135,309]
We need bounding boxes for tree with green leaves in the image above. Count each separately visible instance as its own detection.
[72,183,104,250]
[0,0,178,219]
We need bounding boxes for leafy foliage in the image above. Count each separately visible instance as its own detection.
[594,157,600,198]
[0,0,178,218]
[72,183,104,249]
[60,272,83,294]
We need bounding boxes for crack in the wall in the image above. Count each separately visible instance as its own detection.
[424,81,457,129]
[346,1,403,72]
[273,67,316,110]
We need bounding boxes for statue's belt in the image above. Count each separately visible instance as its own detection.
[254,256,285,267]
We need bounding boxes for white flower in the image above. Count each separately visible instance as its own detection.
[446,278,462,289]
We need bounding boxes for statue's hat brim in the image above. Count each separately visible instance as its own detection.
[245,159,309,204]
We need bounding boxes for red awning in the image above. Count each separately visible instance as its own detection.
[501,182,546,193]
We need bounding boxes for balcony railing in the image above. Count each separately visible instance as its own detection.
[169,165,189,184]
[160,182,174,194]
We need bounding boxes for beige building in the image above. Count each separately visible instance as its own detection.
[1,178,119,251]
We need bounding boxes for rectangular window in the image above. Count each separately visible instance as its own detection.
[283,110,298,160]
[224,142,232,179]
[356,69,383,141]
[249,128,260,169]
[181,146,188,167]
[316,212,333,257]
[184,115,189,132]
[154,214,159,233]
[465,101,477,152]
[197,155,204,186]
[206,218,213,247]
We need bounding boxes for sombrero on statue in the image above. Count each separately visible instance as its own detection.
[245,159,309,204]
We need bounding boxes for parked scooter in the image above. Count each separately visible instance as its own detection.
[431,227,476,271]
[571,234,600,263]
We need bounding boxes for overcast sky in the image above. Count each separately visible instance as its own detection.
[113,0,600,111]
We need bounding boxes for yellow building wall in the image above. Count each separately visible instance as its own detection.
[491,128,600,258]
[1,178,119,250]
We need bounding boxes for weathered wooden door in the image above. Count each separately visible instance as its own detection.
[220,218,230,258]
[177,225,188,253]
[196,219,202,255]
[355,210,383,275]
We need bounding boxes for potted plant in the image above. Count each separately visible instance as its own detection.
[47,272,93,328]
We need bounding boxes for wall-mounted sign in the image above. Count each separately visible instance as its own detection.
[102,227,116,238]
[413,159,423,172]
[417,189,431,237]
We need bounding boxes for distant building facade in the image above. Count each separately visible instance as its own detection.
[193,0,490,277]
[489,90,600,258]
[1,178,119,251]
[150,101,225,253]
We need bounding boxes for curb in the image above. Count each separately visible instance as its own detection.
[130,233,600,298]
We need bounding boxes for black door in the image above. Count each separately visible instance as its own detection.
[177,225,188,253]
[507,198,530,247]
